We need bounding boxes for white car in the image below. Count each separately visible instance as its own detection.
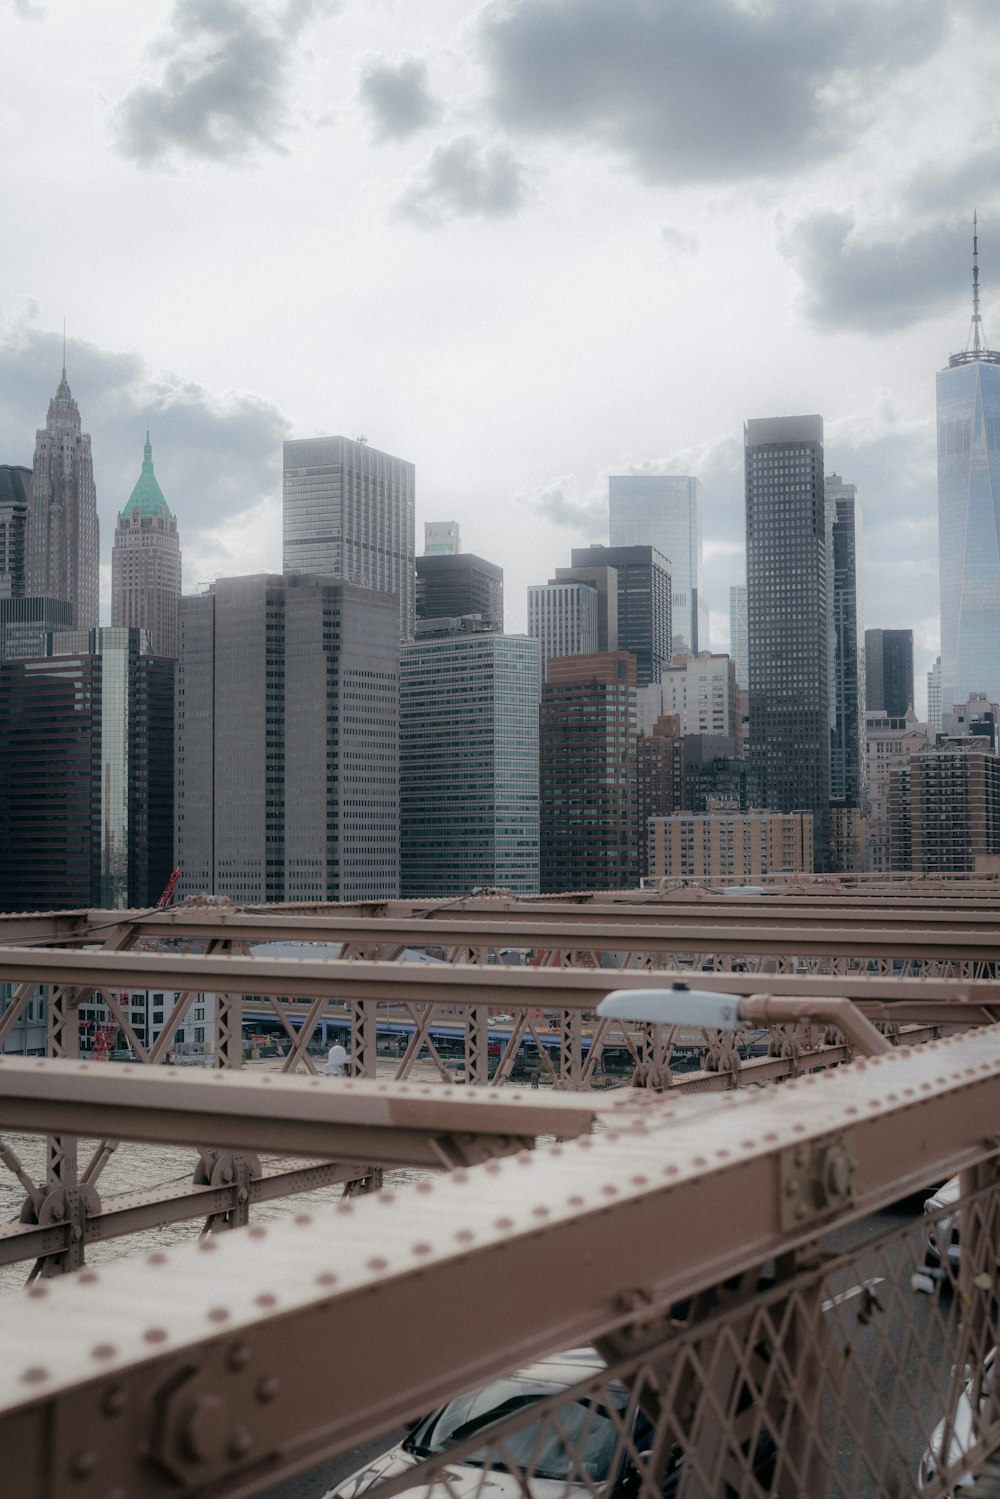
[324,1347,776,1499]
[919,1348,995,1490]
[913,1175,961,1294]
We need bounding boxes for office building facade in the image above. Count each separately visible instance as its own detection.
[636,714,684,879]
[424,521,460,555]
[609,474,706,653]
[825,475,865,811]
[176,575,400,903]
[0,627,174,911]
[639,652,739,739]
[890,742,1000,873]
[865,628,914,718]
[0,465,30,598]
[415,552,503,634]
[745,415,830,864]
[27,366,99,629]
[400,633,539,897]
[0,596,73,660]
[282,435,415,638]
[112,435,182,658]
[937,224,1000,714]
[729,584,748,689]
[568,545,671,688]
[649,806,813,882]
[528,580,602,668]
[540,652,637,893]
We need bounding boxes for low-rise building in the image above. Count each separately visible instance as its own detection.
[648,802,814,882]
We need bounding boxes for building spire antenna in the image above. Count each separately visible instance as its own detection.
[62,317,66,379]
[972,211,982,356]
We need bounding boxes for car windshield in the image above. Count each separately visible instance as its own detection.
[405,1377,627,1482]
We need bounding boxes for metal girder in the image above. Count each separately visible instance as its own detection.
[0,944,996,1018]
[3,1028,1000,1497]
[0,1161,369,1269]
[19,911,1000,956]
[0,1058,604,1168]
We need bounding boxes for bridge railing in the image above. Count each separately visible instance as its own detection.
[2,1026,1000,1494]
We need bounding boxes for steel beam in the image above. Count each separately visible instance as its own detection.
[0,1058,604,1168]
[0,945,995,1018]
[2,1028,1000,1496]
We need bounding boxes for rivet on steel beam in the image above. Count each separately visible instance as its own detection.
[227,1343,251,1372]
[455,1229,474,1244]
[102,1385,127,1416]
[256,1376,279,1404]
[254,1293,277,1309]
[181,1395,227,1464]
[80,1270,99,1285]
[147,1252,168,1265]
[412,1242,433,1255]
[294,1214,313,1226]
[416,1181,433,1194]
[248,1226,266,1240]
[207,1308,230,1324]
[69,1450,97,1479]
[28,1286,48,1300]
[144,1328,168,1345]
[494,1217,515,1230]
[21,1367,49,1384]
[229,1429,252,1460]
[367,1257,389,1271]
[71,1225,83,1242]
[199,1238,218,1253]
[91,1344,116,1362]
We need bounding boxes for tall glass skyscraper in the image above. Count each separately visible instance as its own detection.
[609,474,706,654]
[400,633,540,896]
[825,474,865,809]
[745,415,830,867]
[282,435,415,639]
[937,222,1000,715]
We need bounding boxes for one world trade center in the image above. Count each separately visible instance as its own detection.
[937,217,1000,716]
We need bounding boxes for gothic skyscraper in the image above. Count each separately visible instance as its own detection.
[937,217,1000,715]
[27,363,99,629]
[112,434,181,658]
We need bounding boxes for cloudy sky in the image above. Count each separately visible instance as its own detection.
[4,0,999,713]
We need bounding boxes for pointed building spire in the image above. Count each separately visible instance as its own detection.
[62,317,66,381]
[972,211,982,356]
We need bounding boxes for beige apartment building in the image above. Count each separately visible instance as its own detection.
[648,800,814,881]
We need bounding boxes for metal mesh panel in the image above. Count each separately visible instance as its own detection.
[330,1179,1000,1499]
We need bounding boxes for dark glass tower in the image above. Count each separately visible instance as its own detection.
[937,218,1000,715]
[745,415,830,866]
[568,545,671,688]
[415,552,503,632]
[826,474,865,808]
[865,628,914,717]
[0,628,173,911]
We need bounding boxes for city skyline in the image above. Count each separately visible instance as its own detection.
[3,3,998,719]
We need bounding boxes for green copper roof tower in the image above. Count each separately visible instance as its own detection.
[111,434,182,658]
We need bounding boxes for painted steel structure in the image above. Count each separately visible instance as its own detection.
[2,1021,1000,1494]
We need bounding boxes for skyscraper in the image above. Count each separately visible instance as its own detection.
[528,579,603,666]
[540,652,637,893]
[825,474,865,810]
[415,552,503,632]
[729,584,748,690]
[609,475,706,653]
[568,545,671,688]
[937,219,1000,715]
[928,656,942,731]
[27,365,99,629]
[0,466,30,598]
[745,415,830,864]
[424,521,460,555]
[112,435,182,658]
[282,435,415,639]
[0,627,173,911]
[400,633,540,896]
[175,575,400,903]
[865,628,914,717]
